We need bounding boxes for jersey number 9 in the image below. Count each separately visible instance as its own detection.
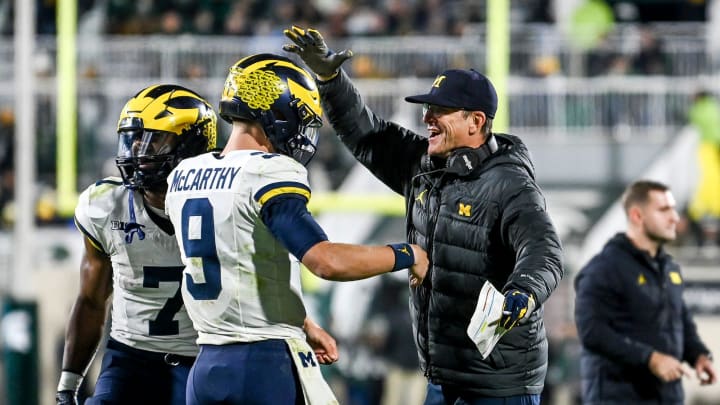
[181,198,222,300]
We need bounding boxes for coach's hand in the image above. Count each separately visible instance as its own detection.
[500,289,536,331]
[283,26,353,80]
[56,390,78,405]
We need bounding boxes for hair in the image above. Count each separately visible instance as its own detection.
[621,180,669,214]
[464,110,493,136]
[482,117,493,136]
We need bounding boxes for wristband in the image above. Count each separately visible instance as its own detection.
[387,243,414,271]
[316,70,339,82]
[57,370,84,392]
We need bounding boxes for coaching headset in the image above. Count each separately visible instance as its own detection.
[419,134,498,178]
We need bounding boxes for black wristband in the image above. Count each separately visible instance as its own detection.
[387,243,414,271]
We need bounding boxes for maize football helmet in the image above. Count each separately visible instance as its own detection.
[219,53,323,166]
[115,84,217,190]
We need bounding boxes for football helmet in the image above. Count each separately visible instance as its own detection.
[115,84,217,190]
[219,53,323,166]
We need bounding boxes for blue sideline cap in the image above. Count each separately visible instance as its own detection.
[405,69,498,118]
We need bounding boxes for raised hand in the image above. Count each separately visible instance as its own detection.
[283,26,353,79]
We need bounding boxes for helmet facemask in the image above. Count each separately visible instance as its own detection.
[115,85,217,191]
[259,99,322,166]
[116,120,180,191]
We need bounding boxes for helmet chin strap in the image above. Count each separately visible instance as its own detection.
[259,111,284,153]
[259,111,317,165]
[124,189,146,243]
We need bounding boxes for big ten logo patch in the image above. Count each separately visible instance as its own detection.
[298,351,317,368]
[111,220,127,230]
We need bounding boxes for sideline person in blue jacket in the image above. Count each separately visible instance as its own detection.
[575,180,716,404]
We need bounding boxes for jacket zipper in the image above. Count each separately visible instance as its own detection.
[422,180,443,380]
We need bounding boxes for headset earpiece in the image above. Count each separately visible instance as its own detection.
[445,134,499,177]
[418,134,498,178]
[445,147,482,177]
[421,154,435,172]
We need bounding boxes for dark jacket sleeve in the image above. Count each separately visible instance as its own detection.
[681,301,710,365]
[500,172,563,304]
[574,256,655,367]
[317,70,427,194]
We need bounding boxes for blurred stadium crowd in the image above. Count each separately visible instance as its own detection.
[4,0,515,37]
[0,1,720,405]
[0,0,713,76]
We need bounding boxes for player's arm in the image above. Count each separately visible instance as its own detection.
[303,241,425,282]
[57,236,113,401]
[261,195,427,283]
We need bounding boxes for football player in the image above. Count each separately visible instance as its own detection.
[56,84,337,405]
[55,85,216,405]
[164,54,428,404]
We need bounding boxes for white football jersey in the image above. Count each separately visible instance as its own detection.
[165,150,309,345]
[74,177,198,356]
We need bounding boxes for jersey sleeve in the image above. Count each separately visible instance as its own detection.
[247,154,328,259]
[261,197,328,260]
[74,177,124,255]
[248,154,312,209]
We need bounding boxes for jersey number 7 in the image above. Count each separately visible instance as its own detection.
[143,265,184,335]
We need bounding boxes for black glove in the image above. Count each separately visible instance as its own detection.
[282,25,353,78]
[500,289,536,331]
[56,390,78,405]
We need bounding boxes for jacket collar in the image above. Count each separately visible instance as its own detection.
[609,232,671,270]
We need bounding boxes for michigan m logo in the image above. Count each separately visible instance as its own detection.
[458,203,471,217]
[298,351,317,368]
[432,75,446,88]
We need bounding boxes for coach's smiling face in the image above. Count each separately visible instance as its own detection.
[422,105,486,158]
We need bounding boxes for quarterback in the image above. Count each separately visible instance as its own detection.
[165,54,428,404]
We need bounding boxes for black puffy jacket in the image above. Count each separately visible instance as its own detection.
[575,233,710,404]
[319,71,563,396]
